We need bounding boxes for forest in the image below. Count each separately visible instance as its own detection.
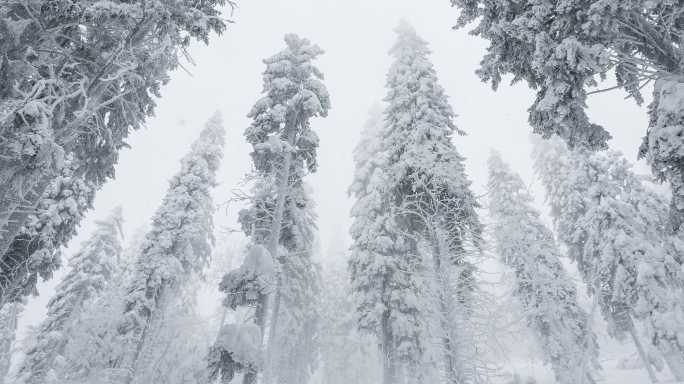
[1,1,684,384]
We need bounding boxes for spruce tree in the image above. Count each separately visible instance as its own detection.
[533,137,684,381]
[112,114,224,384]
[0,0,233,305]
[350,21,482,384]
[349,102,423,384]
[16,207,124,384]
[451,0,684,228]
[487,151,600,384]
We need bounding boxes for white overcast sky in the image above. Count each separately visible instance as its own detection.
[18,0,652,337]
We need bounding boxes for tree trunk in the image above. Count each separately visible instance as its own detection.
[255,293,268,342]
[382,309,397,384]
[117,281,172,384]
[576,290,600,384]
[429,225,461,384]
[0,303,19,384]
[264,287,282,381]
[658,340,684,382]
[262,115,298,384]
[628,324,659,383]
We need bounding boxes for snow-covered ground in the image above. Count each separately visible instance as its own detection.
[497,358,680,384]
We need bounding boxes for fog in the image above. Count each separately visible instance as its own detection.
[18,0,654,367]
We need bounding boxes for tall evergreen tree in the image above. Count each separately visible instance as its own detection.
[383,21,483,384]
[112,114,225,384]
[16,207,124,384]
[451,0,684,228]
[0,0,233,306]
[533,136,684,381]
[487,151,600,384]
[209,33,329,384]
[350,21,483,384]
[349,101,423,384]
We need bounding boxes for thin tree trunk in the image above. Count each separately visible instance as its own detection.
[382,309,396,384]
[577,289,600,384]
[118,318,150,384]
[429,225,461,384]
[658,340,684,382]
[118,283,171,384]
[628,321,659,383]
[0,200,19,243]
[255,293,269,341]
[264,287,282,380]
[218,307,228,332]
[262,115,298,384]
[0,303,19,384]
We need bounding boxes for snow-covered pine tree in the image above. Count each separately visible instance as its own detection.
[112,114,225,384]
[16,206,124,384]
[349,102,424,384]
[364,20,482,383]
[0,303,20,384]
[213,33,330,384]
[0,159,96,307]
[533,137,684,381]
[487,151,600,384]
[0,0,233,302]
[451,0,684,228]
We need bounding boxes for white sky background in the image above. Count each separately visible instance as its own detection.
[18,0,652,349]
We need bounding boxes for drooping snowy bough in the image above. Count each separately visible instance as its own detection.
[451,0,684,229]
[0,0,234,307]
[208,245,273,382]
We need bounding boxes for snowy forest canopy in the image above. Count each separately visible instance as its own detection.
[1,1,684,384]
